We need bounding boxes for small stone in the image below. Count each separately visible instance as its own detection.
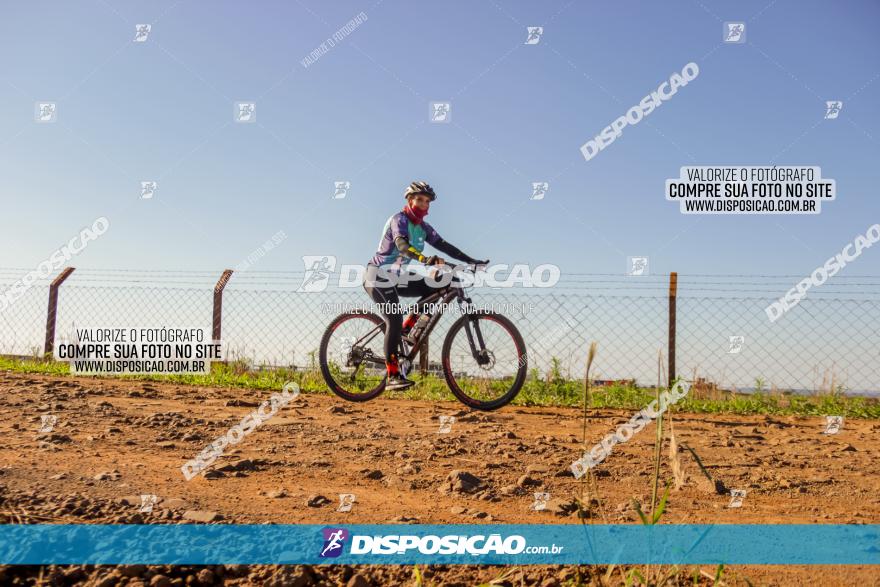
[346,574,370,587]
[841,444,857,452]
[93,470,121,481]
[196,569,214,585]
[119,565,146,577]
[449,506,467,515]
[447,470,484,493]
[397,464,418,475]
[161,498,188,510]
[150,575,171,587]
[696,476,726,495]
[526,464,549,474]
[182,510,221,523]
[307,494,331,507]
[517,474,541,487]
[363,469,384,480]
[267,489,288,499]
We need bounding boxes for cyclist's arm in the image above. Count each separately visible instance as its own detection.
[394,235,429,263]
[431,237,480,264]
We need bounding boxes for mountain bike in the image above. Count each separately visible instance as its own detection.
[318,263,527,411]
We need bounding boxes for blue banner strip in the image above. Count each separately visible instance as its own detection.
[0,524,877,565]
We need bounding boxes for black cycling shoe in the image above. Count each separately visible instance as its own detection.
[385,373,415,391]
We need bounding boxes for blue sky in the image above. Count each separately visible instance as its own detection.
[2,0,879,277]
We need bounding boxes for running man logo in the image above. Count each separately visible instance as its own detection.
[728,335,745,354]
[723,22,745,43]
[35,102,57,123]
[134,24,151,42]
[236,102,256,123]
[530,182,549,201]
[437,415,455,434]
[824,101,843,119]
[139,494,158,513]
[39,414,57,433]
[298,255,337,292]
[140,181,158,200]
[728,489,746,508]
[524,26,543,45]
[627,256,649,276]
[430,102,451,123]
[337,494,356,513]
[531,492,550,511]
[333,181,351,199]
[823,415,844,435]
[319,527,349,558]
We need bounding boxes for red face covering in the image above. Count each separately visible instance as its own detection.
[404,203,428,224]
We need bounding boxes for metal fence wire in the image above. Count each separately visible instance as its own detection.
[1,267,878,394]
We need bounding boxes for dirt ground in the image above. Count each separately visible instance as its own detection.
[0,370,877,586]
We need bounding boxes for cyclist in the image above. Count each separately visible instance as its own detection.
[364,181,488,390]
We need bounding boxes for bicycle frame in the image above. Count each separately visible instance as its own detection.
[350,264,486,369]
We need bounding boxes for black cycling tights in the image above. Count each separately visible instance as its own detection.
[362,264,435,364]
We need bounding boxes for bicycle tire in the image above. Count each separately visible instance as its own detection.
[441,310,527,411]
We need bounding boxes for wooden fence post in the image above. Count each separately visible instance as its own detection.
[668,272,677,388]
[43,267,76,357]
[213,270,234,343]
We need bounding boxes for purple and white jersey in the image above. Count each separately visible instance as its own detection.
[369,211,441,273]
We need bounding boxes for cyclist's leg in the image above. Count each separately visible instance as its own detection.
[396,268,437,312]
[363,265,404,375]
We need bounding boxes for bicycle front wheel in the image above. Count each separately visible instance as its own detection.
[441,311,527,411]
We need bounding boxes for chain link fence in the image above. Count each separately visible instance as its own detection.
[1,267,878,394]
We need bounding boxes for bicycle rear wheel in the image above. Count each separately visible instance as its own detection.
[441,311,527,411]
[319,312,387,402]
